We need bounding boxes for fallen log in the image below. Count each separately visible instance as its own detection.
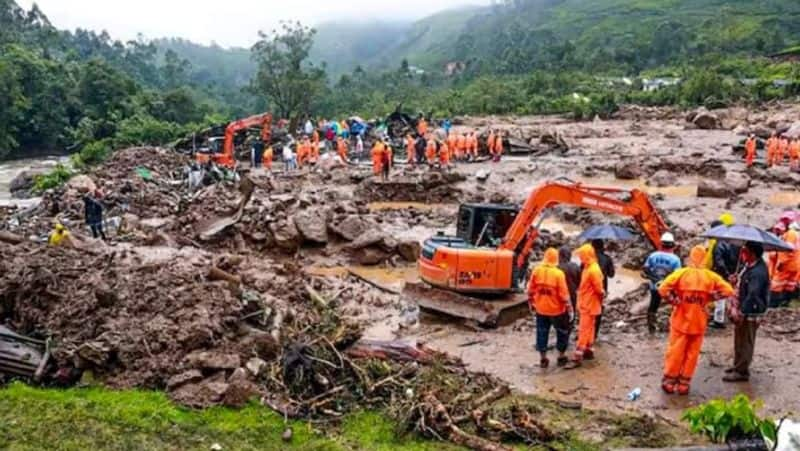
[208,266,241,286]
[0,231,25,245]
[346,339,440,364]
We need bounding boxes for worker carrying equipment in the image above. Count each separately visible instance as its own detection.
[658,245,734,395]
[528,248,572,368]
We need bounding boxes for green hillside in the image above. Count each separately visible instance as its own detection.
[309,21,411,77]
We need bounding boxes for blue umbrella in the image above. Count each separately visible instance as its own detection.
[577,224,635,242]
[701,224,794,252]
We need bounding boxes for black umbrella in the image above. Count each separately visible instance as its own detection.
[577,224,635,242]
[701,224,794,252]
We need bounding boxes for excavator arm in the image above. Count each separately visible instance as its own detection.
[198,113,273,168]
[500,181,668,269]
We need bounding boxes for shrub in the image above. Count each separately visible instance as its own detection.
[682,394,777,444]
[32,164,74,193]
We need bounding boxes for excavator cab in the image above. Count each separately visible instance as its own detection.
[456,203,519,246]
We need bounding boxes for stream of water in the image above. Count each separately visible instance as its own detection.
[0,156,65,207]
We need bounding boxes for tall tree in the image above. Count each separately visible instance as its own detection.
[250,21,326,128]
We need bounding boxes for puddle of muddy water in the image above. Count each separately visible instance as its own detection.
[368,201,454,211]
[578,177,698,198]
[768,191,800,208]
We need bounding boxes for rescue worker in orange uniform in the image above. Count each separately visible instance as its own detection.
[417,116,428,136]
[766,134,777,167]
[456,133,467,161]
[768,222,800,308]
[336,137,348,163]
[439,140,451,168]
[425,136,437,166]
[468,132,479,159]
[790,139,800,170]
[568,244,605,367]
[371,140,385,176]
[744,134,757,168]
[493,133,504,162]
[778,136,789,167]
[311,129,321,162]
[658,245,734,395]
[487,130,496,155]
[262,145,273,170]
[406,134,417,166]
[297,137,309,168]
[528,248,573,368]
[447,133,457,159]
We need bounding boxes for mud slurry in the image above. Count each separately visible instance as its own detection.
[3,103,800,447]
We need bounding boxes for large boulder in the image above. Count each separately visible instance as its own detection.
[66,174,97,193]
[330,215,368,242]
[688,108,721,130]
[269,219,302,251]
[354,247,392,266]
[397,241,422,262]
[293,209,328,244]
[697,172,750,198]
[9,170,45,198]
[646,170,674,187]
[614,162,642,180]
[785,122,800,140]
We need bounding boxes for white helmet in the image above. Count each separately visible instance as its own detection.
[661,232,675,244]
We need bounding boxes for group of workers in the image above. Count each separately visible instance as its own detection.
[528,212,778,395]
[744,132,800,169]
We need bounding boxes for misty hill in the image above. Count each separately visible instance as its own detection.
[310,5,485,77]
[311,0,800,77]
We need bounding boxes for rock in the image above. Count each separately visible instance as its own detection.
[397,241,421,262]
[475,170,490,182]
[348,230,393,251]
[169,377,230,408]
[9,170,45,198]
[293,209,328,244]
[167,370,204,390]
[785,122,800,140]
[66,174,97,193]
[614,162,642,180]
[184,351,241,370]
[697,173,750,198]
[269,219,302,251]
[75,341,112,367]
[223,376,260,407]
[646,170,674,187]
[767,113,791,129]
[245,357,267,377]
[354,247,392,266]
[330,215,367,242]
[689,108,721,130]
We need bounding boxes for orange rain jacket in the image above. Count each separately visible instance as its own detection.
[425,139,437,164]
[406,136,416,163]
[658,246,735,335]
[527,248,570,316]
[576,244,605,316]
[371,142,385,174]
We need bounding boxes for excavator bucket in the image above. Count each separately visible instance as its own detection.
[403,282,527,328]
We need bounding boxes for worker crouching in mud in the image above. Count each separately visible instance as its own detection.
[528,248,573,368]
[658,245,734,395]
[567,244,605,368]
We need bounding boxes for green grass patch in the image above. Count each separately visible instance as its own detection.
[0,382,454,451]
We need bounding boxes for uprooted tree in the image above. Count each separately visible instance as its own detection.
[250,21,327,132]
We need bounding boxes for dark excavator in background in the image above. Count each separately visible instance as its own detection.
[406,181,669,326]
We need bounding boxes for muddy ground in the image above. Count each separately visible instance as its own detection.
[2,103,800,447]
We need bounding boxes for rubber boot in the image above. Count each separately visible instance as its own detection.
[677,379,691,396]
[661,377,677,394]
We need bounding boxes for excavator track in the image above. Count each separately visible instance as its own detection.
[403,282,528,328]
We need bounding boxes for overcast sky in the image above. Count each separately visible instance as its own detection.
[17,0,490,48]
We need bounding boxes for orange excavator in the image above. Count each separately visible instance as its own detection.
[408,181,669,326]
[196,113,273,168]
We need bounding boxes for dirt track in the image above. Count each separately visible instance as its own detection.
[2,103,800,444]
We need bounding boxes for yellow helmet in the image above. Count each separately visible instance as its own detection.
[719,213,735,226]
[54,223,65,231]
